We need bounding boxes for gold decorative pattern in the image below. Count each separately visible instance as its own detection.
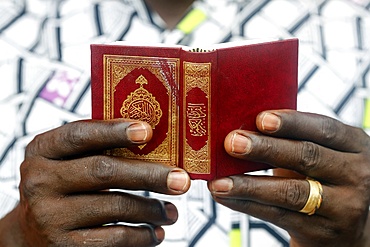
[112,64,137,88]
[104,55,180,165]
[120,75,162,129]
[184,62,210,94]
[184,141,210,174]
[183,61,211,174]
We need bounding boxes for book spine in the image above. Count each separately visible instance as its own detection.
[180,50,217,180]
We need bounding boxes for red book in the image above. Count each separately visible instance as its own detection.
[91,39,298,180]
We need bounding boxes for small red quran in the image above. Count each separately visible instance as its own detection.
[91,39,298,180]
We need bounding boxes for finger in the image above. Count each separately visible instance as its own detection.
[49,156,190,194]
[224,130,357,181]
[209,176,310,212]
[68,225,164,247]
[208,175,333,217]
[211,194,364,247]
[208,175,361,220]
[256,110,367,153]
[21,154,190,196]
[53,193,178,229]
[210,195,331,243]
[26,119,153,159]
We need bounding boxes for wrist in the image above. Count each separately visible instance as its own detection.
[0,205,25,247]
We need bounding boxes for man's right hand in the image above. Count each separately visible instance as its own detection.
[0,119,190,247]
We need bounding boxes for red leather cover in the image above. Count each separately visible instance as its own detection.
[91,39,298,180]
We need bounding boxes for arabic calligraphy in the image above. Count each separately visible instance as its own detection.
[120,75,162,129]
[187,103,207,136]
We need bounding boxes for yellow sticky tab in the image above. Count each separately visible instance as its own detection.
[230,229,241,247]
[364,98,370,129]
[177,8,207,34]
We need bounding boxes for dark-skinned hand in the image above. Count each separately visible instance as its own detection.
[209,110,370,247]
[0,119,190,247]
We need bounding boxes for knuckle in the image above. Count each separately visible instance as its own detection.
[279,180,305,208]
[320,118,339,145]
[89,157,118,183]
[63,123,87,149]
[19,175,45,201]
[25,133,44,158]
[113,194,141,218]
[19,159,31,180]
[108,194,129,220]
[19,163,48,200]
[255,136,276,159]
[19,176,37,199]
[298,141,320,171]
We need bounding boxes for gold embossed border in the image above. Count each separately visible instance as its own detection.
[183,62,211,174]
[104,55,179,165]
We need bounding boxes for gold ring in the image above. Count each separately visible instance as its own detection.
[299,179,323,215]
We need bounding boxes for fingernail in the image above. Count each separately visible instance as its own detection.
[167,169,189,192]
[164,202,178,223]
[126,122,149,143]
[231,133,251,154]
[261,113,281,132]
[154,226,165,242]
[211,178,233,193]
